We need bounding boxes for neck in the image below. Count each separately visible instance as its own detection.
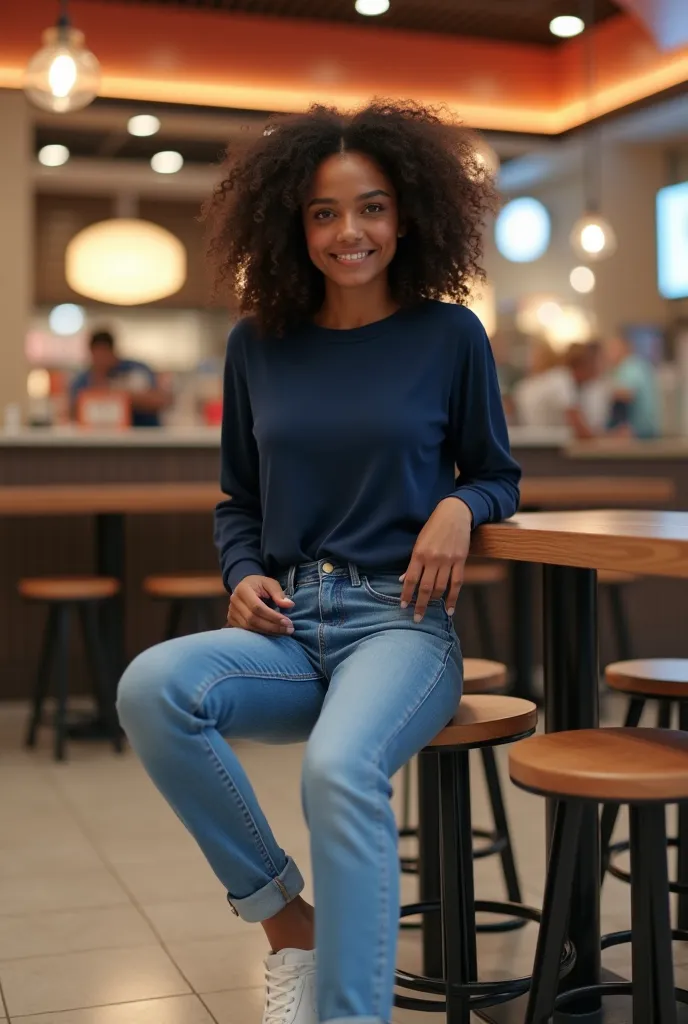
[315,277,399,330]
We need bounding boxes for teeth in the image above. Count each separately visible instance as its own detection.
[336,252,369,261]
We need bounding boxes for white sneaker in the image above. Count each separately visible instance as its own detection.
[262,948,317,1024]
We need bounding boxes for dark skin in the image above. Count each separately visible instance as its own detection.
[227,152,472,950]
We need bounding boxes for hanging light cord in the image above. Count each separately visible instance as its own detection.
[581,0,603,213]
[57,0,71,30]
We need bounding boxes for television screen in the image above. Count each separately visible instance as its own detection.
[657,180,688,299]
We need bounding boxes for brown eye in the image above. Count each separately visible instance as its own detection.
[363,203,384,214]
[314,209,334,220]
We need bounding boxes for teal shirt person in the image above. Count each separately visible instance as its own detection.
[611,354,660,439]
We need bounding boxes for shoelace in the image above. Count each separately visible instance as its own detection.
[264,963,311,1024]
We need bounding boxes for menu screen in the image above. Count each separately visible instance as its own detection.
[657,180,688,299]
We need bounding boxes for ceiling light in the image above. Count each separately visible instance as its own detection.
[24,1,100,113]
[128,114,161,137]
[151,150,184,174]
[549,15,585,38]
[38,144,70,167]
[570,214,617,260]
[66,219,187,305]
[355,0,390,15]
[49,303,85,335]
[495,197,551,263]
[569,265,596,294]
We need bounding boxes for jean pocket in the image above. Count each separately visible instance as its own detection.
[362,574,447,613]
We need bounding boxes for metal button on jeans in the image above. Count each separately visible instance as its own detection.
[322,562,334,574]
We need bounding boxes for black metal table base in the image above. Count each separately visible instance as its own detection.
[475,968,688,1022]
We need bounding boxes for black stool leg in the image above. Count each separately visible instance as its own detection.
[657,700,673,729]
[400,759,413,833]
[480,745,523,904]
[439,749,477,1024]
[644,805,678,1022]
[164,600,184,641]
[629,804,655,1023]
[79,603,123,754]
[607,583,632,660]
[53,605,71,762]
[418,751,443,979]
[472,586,497,660]
[26,605,59,747]
[678,704,688,932]
[524,799,584,1024]
[601,696,645,878]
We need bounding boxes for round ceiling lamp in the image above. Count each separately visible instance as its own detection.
[570,213,617,261]
[24,2,100,113]
[549,15,585,38]
[355,0,390,15]
[569,265,596,294]
[151,150,184,174]
[495,197,551,263]
[38,144,70,167]
[128,114,161,137]
[66,220,187,305]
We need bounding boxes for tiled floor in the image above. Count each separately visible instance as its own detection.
[0,696,686,1023]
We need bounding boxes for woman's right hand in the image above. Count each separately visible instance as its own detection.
[227,575,295,635]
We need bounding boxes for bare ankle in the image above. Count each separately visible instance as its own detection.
[262,896,315,953]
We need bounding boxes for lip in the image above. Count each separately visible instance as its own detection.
[329,250,376,263]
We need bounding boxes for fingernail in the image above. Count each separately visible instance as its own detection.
[398,575,405,582]
[400,601,408,609]
[286,625,294,634]
[414,614,422,623]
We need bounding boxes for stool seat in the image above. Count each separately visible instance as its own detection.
[606,658,688,700]
[598,569,637,585]
[19,576,120,602]
[463,562,506,586]
[428,694,537,749]
[143,574,227,599]
[463,658,507,693]
[510,728,688,803]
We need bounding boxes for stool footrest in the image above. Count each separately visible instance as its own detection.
[555,981,688,1012]
[607,836,688,896]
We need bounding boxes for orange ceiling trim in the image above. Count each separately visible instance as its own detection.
[1,0,687,135]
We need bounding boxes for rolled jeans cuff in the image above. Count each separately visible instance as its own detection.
[226,856,304,923]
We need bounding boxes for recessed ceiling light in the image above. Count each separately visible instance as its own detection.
[48,303,85,335]
[549,15,585,38]
[128,114,161,137]
[151,150,184,174]
[38,143,70,167]
[495,197,551,263]
[569,266,596,294]
[355,0,390,15]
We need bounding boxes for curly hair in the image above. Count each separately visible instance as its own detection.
[204,100,498,336]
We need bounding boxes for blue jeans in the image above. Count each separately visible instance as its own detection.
[117,561,462,1024]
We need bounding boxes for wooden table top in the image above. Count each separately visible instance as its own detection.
[472,510,688,579]
[0,475,675,517]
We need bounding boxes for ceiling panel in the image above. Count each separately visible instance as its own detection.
[85,0,622,46]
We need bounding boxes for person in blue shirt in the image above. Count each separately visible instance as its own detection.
[70,329,169,427]
[604,334,660,439]
[118,101,520,1024]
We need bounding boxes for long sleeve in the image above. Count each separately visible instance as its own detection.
[214,323,266,592]
[448,313,521,526]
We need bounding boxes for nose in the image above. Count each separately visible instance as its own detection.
[337,213,363,244]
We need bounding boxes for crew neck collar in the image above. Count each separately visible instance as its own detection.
[306,305,415,343]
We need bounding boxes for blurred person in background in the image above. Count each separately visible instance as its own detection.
[70,329,170,427]
[513,339,608,439]
[117,101,520,1024]
[604,333,660,439]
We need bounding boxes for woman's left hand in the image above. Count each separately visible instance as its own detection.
[400,498,472,622]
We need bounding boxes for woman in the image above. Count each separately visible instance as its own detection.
[117,101,520,1024]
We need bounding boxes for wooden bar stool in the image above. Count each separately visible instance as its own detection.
[19,576,123,761]
[510,728,688,1024]
[394,694,558,1023]
[399,659,527,933]
[602,659,688,930]
[143,574,227,639]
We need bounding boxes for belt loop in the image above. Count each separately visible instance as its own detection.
[349,563,361,587]
[286,566,296,598]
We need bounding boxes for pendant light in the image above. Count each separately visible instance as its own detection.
[66,195,187,306]
[570,0,616,261]
[25,0,100,113]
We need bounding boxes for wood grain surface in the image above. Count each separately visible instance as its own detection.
[605,658,688,699]
[428,694,537,748]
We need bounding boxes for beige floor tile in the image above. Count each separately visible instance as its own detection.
[0,868,130,917]
[0,945,190,1017]
[142,898,248,943]
[10,994,214,1024]
[200,986,265,1024]
[0,905,158,961]
[94,832,204,867]
[111,858,225,904]
[167,932,270,993]
[0,839,103,878]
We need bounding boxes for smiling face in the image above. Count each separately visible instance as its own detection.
[303,151,400,293]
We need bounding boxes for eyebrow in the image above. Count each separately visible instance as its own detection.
[307,189,391,208]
